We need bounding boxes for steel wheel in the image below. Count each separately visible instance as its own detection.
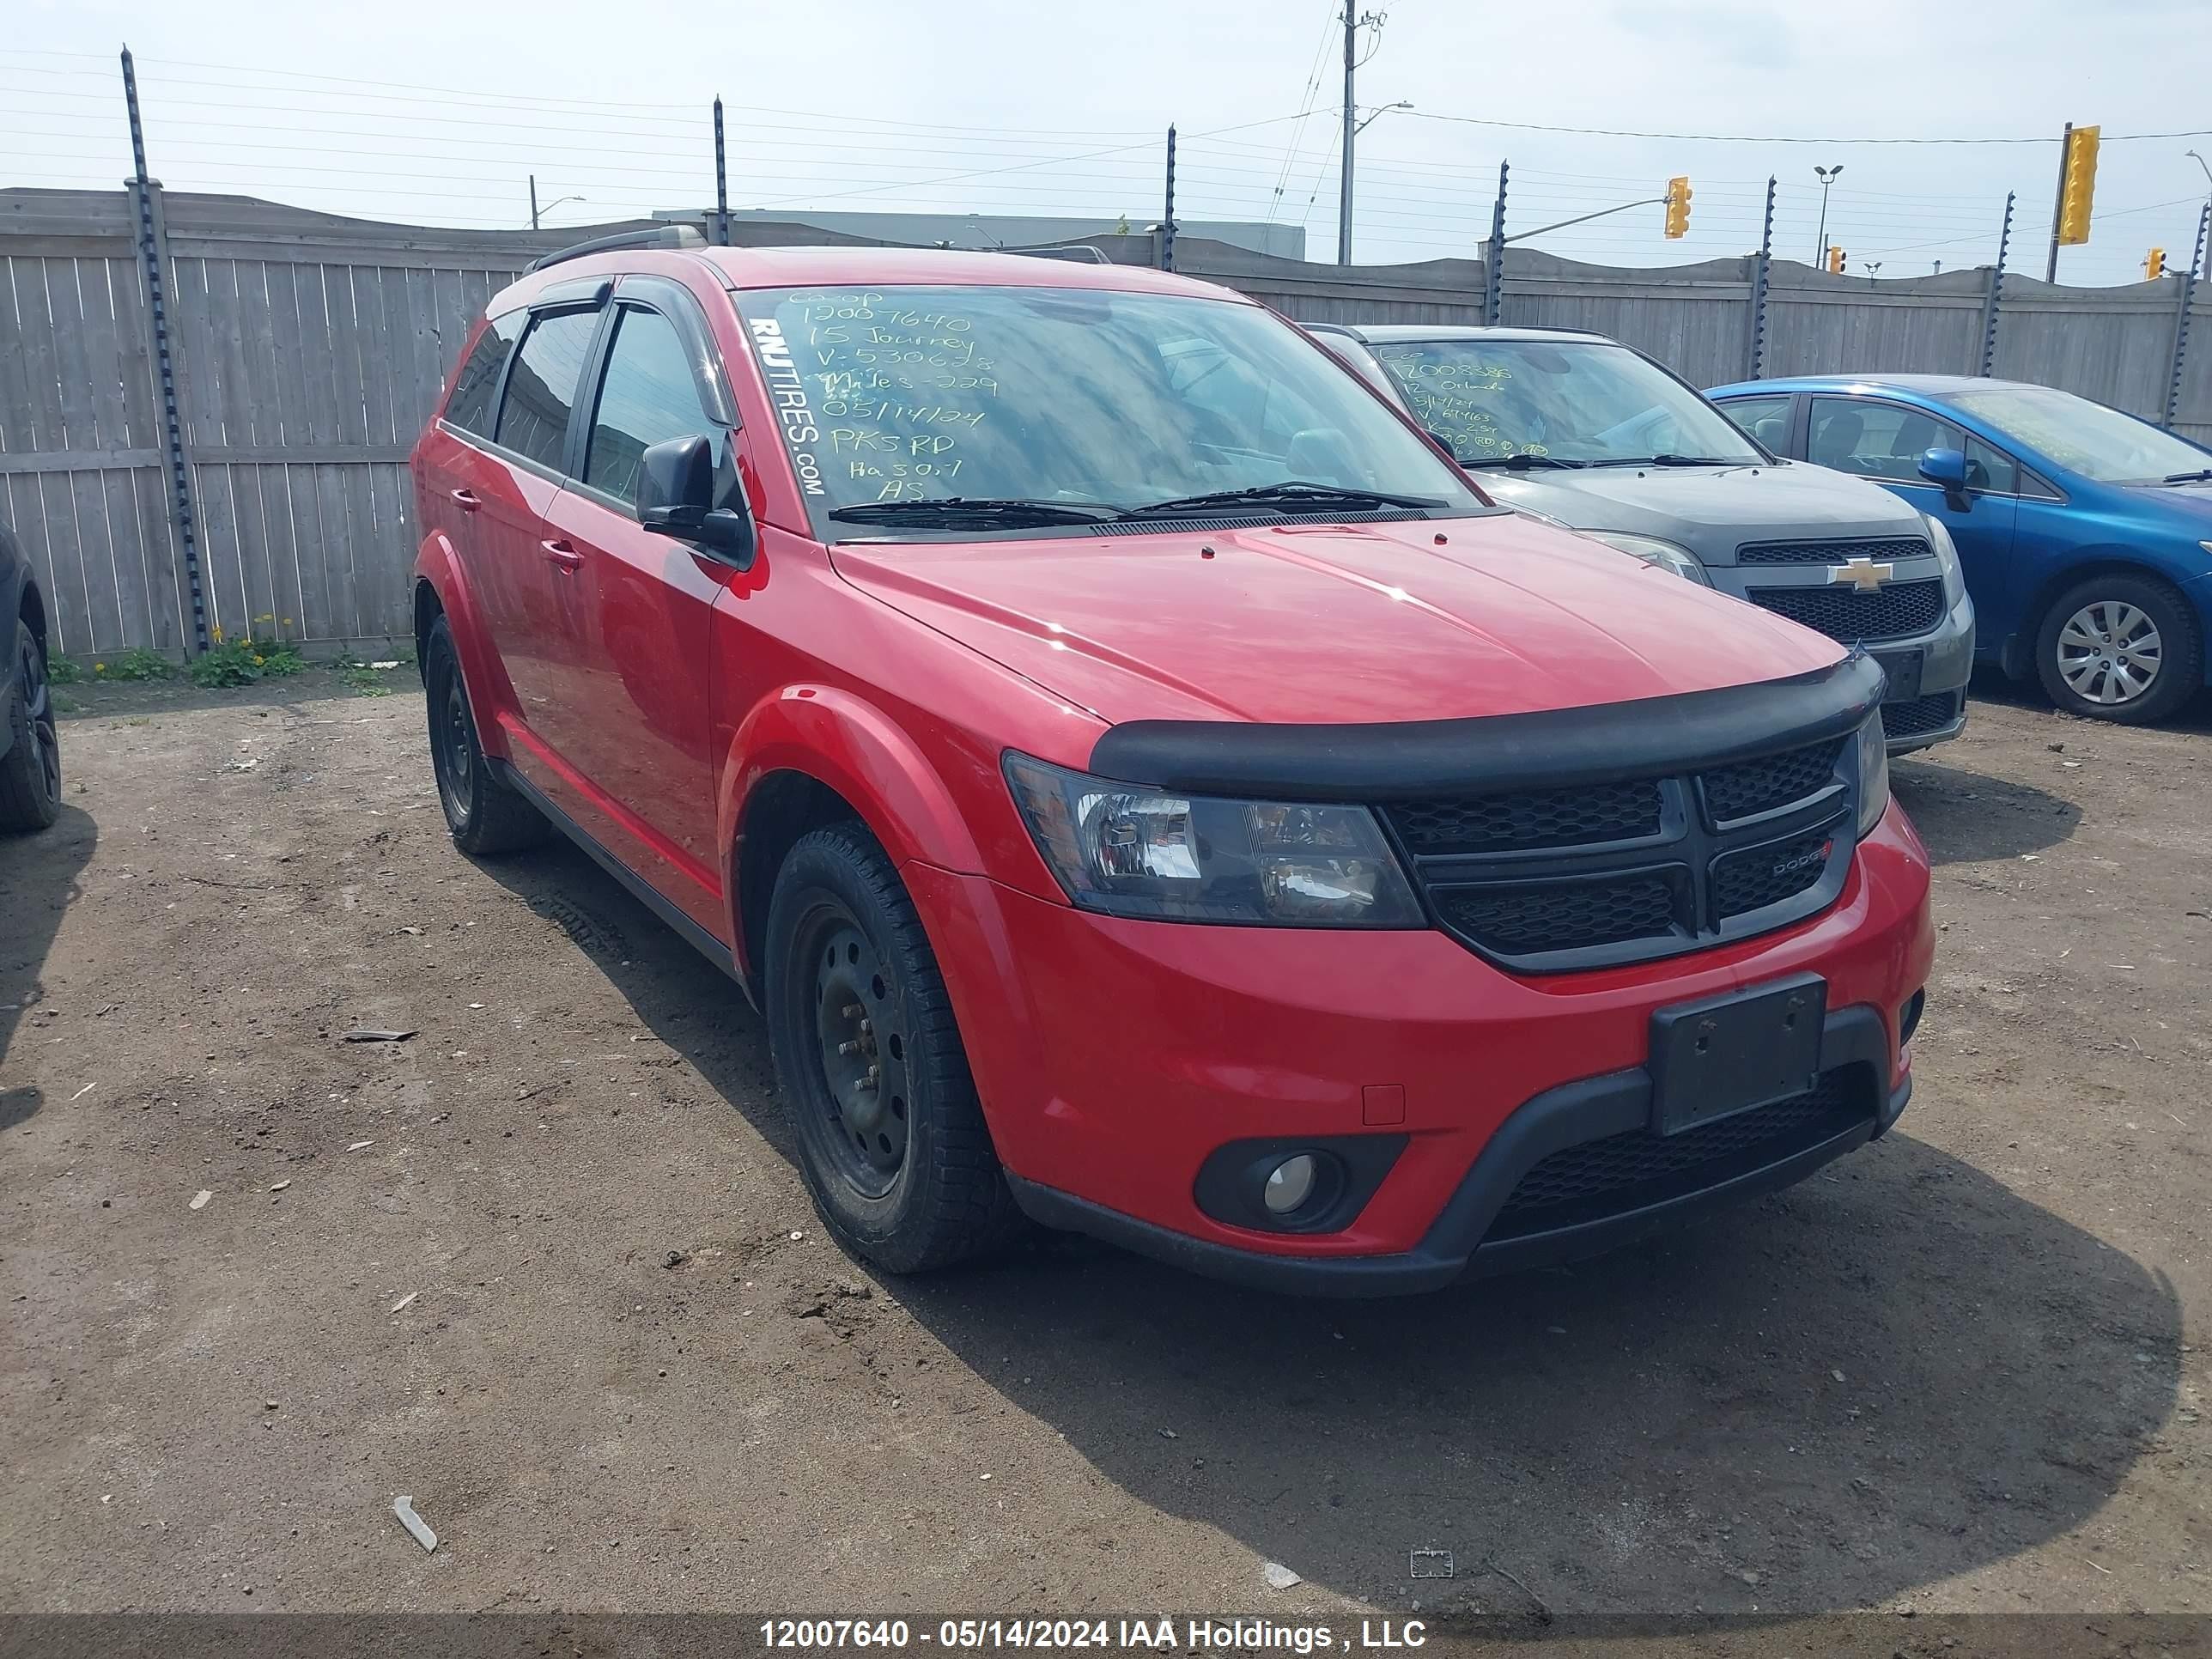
[796,903,912,1200]
[435,672,476,822]
[2055,600,2162,707]
[763,821,1024,1273]
[20,631,59,808]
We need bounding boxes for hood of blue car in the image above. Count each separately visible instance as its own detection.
[2125,478,2212,533]
[1480,459,1929,564]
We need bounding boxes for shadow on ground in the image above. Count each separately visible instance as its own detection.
[1965,664,2212,734]
[477,835,2179,1612]
[1892,757,2080,866]
[0,805,98,1130]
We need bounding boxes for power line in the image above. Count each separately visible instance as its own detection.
[1401,110,2212,146]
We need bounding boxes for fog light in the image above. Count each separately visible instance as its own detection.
[1262,1154,1318,1215]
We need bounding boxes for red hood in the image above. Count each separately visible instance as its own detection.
[830,514,1844,726]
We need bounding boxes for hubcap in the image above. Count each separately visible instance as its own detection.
[2057,600,2162,706]
[804,915,911,1198]
[438,678,474,820]
[21,637,58,805]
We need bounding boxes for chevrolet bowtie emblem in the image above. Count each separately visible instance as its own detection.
[1828,556,1895,593]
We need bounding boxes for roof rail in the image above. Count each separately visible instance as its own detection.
[1002,244,1109,264]
[527,224,707,274]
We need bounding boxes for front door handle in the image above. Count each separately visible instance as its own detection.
[450,488,481,511]
[541,538,583,571]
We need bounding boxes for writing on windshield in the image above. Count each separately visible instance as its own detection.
[1370,339,1759,466]
[733,284,1476,536]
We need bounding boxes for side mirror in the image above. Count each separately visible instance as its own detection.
[638,433,757,567]
[1917,445,1971,510]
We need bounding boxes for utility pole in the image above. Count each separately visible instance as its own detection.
[1338,9,1357,264]
[530,173,539,232]
[1336,8,1385,265]
[2045,120,2072,283]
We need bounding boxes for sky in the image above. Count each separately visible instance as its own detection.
[6,0,2210,287]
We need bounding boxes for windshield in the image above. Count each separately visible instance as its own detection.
[1946,385,2212,483]
[732,285,1483,536]
[1365,338,1764,466]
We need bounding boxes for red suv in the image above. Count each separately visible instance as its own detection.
[410,230,1933,1295]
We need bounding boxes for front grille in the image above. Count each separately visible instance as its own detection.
[1702,738,1844,822]
[1750,580,1947,643]
[1882,690,1962,738]
[1434,875,1679,956]
[1711,823,1840,917]
[1390,779,1662,856]
[1735,536,1931,567]
[1400,732,1856,970]
[1487,1070,1872,1239]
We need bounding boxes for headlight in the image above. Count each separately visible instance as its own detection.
[1855,708,1890,836]
[1004,753,1424,927]
[1918,512,1963,593]
[1580,531,1712,586]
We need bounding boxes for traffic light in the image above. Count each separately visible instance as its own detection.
[2057,125,2100,246]
[2146,246,2167,279]
[1826,246,1846,274]
[1663,176,1692,239]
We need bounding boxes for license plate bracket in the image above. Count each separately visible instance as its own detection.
[1872,648,1924,703]
[1649,974,1826,1136]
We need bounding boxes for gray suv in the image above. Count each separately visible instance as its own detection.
[1310,324,1975,754]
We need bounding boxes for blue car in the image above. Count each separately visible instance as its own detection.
[1707,374,2212,724]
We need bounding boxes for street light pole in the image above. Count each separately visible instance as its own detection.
[1814,164,1843,264]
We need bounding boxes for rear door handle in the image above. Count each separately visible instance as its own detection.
[541,538,584,571]
[449,488,481,511]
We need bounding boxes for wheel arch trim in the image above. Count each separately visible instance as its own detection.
[413,531,520,760]
[720,685,986,983]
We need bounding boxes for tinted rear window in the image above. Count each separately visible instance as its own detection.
[446,313,522,437]
[496,310,600,471]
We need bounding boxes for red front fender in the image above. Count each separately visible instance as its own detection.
[414,530,520,762]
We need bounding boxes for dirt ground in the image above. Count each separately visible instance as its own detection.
[1,665,2207,1628]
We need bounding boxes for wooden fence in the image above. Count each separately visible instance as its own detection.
[3,187,2206,659]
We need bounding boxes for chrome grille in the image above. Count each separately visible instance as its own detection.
[1735,536,1931,567]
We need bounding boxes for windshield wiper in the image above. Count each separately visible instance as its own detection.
[1125,480,1448,515]
[1459,453,1586,470]
[1587,453,1746,469]
[827,496,1122,526]
[2160,468,2212,483]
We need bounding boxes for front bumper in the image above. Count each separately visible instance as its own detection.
[1868,590,1975,755]
[908,803,1934,1295]
[1009,1031,1911,1297]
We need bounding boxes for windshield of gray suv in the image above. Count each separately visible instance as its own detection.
[732,285,1487,536]
[1365,337,1765,469]
[1945,384,2212,483]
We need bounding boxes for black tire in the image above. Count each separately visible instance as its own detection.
[0,619,62,834]
[422,615,548,855]
[2034,574,2202,725]
[764,820,1024,1273]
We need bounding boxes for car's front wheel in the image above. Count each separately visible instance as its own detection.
[0,619,61,834]
[2034,574,2202,724]
[764,821,1024,1273]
